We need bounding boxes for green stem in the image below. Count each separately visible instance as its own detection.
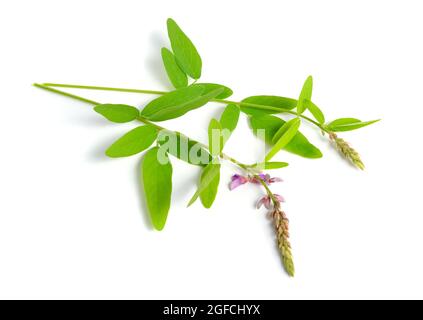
[42,83,166,95]
[33,83,101,105]
[136,116,164,131]
[41,83,328,132]
[257,176,278,205]
[216,98,325,130]
[34,83,251,171]
[220,154,249,170]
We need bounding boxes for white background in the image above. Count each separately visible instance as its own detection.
[1,0,422,300]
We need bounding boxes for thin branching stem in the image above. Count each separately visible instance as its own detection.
[41,83,328,132]
[34,83,256,172]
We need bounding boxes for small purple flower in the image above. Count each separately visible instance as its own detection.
[249,173,269,184]
[268,176,283,184]
[229,173,283,190]
[256,194,285,209]
[250,173,283,185]
[274,194,285,202]
[256,195,272,209]
[229,174,249,190]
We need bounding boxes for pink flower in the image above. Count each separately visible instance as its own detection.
[256,194,285,209]
[229,173,282,190]
[268,176,283,184]
[250,173,283,184]
[256,195,272,209]
[274,194,285,202]
[229,174,249,190]
[249,173,269,184]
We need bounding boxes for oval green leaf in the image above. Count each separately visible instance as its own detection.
[264,162,289,169]
[142,147,173,231]
[272,118,301,143]
[304,100,325,124]
[266,118,301,161]
[327,118,380,132]
[250,115,322,159]
[94,104,139,123]
[141,86,224,121]
[220,103,240,133]
[327,118,361,127]
[208,118,223,156]
[250,162,289,170]
[161,47,188,88]
[187,163,221,207]
[106,125,158,158]
[141,86,203,119]
[296,76,313,114]
[157,131,212,166]
[167,18,202,79]
[194,83,233,99]
[199,164,221,208]
[241,95,297,116]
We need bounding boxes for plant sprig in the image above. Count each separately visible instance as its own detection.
[41,81,379,162]
[33,83,269,224]
[35,18,379,277]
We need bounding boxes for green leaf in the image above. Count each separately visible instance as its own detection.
[105,125,158,158]
[250,115,322,159]
[241,95,297,116]
[220,103,240,133]
[207,104,239,155]
[161,47,188,88]
[141,86,203,119]
[304,100,325,124]
[142,147,173,231]
[266,118,301,161]
[94,104,139,123]
[141,85,224,121]
[167,18,202,79]
[199,164,221,208]
[187,163,221,207]
[296,76,313,114]
[250,162,289,170]
[327,118,380,132]
[327,118,361,127]
[157,131,212,166]
[208,118,223,156]
[272,118,301,144]
[194,83,233,99]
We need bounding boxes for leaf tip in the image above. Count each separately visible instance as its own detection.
[104,149,114,158]
[153,222,166,231]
